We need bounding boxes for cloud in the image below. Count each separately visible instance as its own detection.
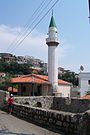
[0,24,70,66]
[58,39,73,62]
[0,24,48,61]
[1,24,85,72]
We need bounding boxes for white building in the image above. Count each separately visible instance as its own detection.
[79,72,90,97]
[57,80,72,97]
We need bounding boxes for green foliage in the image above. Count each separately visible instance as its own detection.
[0,73,12,89]
[58,71,78,86]
[0,61,32,75]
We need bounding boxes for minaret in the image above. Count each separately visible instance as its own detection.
[46,13,59,95]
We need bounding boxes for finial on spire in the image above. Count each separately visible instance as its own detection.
[52,9,53,16]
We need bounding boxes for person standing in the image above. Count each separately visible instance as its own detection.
[7,94,14,114]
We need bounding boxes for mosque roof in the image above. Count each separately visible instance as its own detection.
[11,74,71,85]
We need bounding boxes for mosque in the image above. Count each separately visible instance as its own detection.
[11,14,72,97]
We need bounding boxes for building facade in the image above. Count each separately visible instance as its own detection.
[11,74,71,97]
[79,72,90,97]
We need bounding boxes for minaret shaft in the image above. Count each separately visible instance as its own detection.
[48,46,58,90]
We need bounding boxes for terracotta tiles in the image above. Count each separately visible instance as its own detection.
[11,74,71,85]
[81,95,90,99]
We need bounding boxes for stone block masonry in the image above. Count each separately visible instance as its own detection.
[13,103,90,135]
[0,90,9,108]
[14,96,90,113]
[14,96,54,109]
[52,97,90,113]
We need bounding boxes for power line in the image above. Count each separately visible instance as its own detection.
[88,0,90,22]
[10,0,60,53]
[8,0,54,53]
[6,0,48,52]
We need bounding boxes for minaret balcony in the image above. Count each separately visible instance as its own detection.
[46,37,59,46]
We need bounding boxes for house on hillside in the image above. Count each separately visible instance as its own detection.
[11,74,72,97]
[0,72,6,77]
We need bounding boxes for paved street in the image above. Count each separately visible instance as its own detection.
[0,110,62,135]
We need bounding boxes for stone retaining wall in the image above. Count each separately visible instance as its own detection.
[0,90,9,108]
[14,96,90,113]
[13,103,90,135]
[14,96,53,109]
[52,97,90,113]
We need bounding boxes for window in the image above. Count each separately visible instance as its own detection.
[88,80,90,85]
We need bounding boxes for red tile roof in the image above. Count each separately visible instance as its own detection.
[11,74,50,84]
[11,74,71,85]
[81,95,90,99]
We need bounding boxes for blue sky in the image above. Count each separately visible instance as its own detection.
[0,0,90,73]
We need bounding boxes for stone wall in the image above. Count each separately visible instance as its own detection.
[14,96,90,113]
[14,96,53,109]
[0,90,9,108]
[13,103,90,135]
[52,97,90,113]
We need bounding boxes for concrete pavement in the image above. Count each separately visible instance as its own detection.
[0,110,62,135]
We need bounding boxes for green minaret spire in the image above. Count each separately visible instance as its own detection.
[49,12,57,28]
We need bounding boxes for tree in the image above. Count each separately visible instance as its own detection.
[58,71,78,86]
[0,73,12,90]
[0,61,33,75]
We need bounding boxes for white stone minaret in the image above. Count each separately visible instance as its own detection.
[46,14,59,95]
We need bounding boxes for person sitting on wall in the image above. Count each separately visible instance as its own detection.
[7,94,14,114]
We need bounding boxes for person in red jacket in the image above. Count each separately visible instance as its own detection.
[7,94,14,114]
